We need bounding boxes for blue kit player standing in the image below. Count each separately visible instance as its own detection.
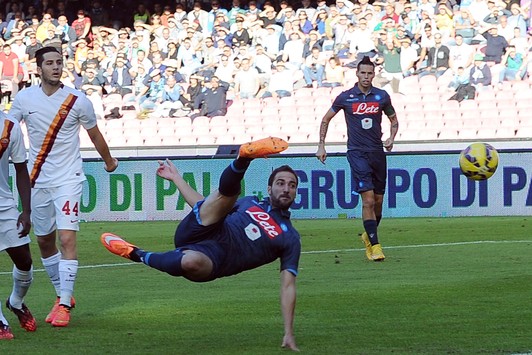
[101,137,301,352]
[315,56,399,261]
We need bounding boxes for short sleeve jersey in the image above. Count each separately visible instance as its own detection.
[0,113,26,210]
[9,85,97,188]
[215,196,301,278]
[331,84,396,151]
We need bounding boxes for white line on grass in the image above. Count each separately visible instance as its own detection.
[0,240,530,276]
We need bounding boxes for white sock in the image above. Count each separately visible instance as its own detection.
[9,265,33,309]
[42,252,62,297]
[0,313,8,325]
[59,259,78,307]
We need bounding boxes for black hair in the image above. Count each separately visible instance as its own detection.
[357,55,375,71]
[268,165,299,187]
[35,46,61,68]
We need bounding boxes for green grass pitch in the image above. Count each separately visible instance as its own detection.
[0,217,530,354]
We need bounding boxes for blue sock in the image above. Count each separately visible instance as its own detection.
[363,220,379,245]
[141,249,185,277]
[218,158,251,197]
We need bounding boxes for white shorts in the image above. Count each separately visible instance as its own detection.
[32,183,83,236]
[0,206,31,252]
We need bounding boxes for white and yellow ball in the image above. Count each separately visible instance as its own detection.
[459,142,499,180]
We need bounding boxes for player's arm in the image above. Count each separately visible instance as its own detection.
[384,112,399,152]
[157,159,204,207]
[280,269,299,352]
[316,108,337,164]
[14,161,31,236]
[86,125,118,172]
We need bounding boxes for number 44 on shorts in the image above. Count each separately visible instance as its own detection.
[62,201,79,216]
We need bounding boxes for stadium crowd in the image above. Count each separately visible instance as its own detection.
[0,0,531,119]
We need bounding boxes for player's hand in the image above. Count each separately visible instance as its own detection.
[17,212,31,237]
[157,159,179,181]
[316,145,327,164]
[105,157,119,172]
[281,334,300,352]
[384,138,394,152]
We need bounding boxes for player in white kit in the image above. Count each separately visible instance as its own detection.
[0,112,35,339]
[9,47,118,327]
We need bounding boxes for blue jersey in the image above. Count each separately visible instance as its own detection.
[331,84,395,152]
[175,196,301,281]
[208,196,301,279]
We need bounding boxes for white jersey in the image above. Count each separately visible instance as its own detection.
[0,112,26,210]
[9,84,97,188]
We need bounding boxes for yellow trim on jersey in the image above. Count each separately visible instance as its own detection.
[30,94,78,187]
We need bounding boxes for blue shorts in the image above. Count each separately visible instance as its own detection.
[347,150,387,195]
[174,201,228,281]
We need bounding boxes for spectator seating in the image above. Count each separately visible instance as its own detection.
[95,75,531,148]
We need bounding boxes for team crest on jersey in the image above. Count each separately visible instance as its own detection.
[59,109,69,118]
[0,137,9,149]
[245,206,283,239]
[352,102,379,115]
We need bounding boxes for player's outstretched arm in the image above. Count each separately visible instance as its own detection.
[86,126,118,172]
[280,270,299,352]
[316,109,336,164]
[157,159,204,207]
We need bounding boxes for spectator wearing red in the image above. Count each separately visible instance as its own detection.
[0,43,24,98]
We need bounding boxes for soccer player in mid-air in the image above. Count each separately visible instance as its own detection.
[0,111,36,339]
[102,137,301,352]
[9,47,118,327]
[315,56,399,261]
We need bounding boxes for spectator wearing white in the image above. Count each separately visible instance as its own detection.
[346,17,377,63]
[152,75,184,118]
[497,15,514,41]
[358,0,374,14]
[509,27,528,56]
[261,61,295,98]
[399,37,419,77]
[176,38,202,79]
[282,31,306,70]
[297,0,318,19]
[132,21,151,50]
[276,5,297,25]
[131,49,152,73]
[253,44,273,87]
[155,27,172,55]
[187,2,210,36]
[416,25,437,67]
[302,46,326,87]
[234,57,260,99]
[453,8,477,44]
[214,55,236,83]
[262,24,281,58]
[449,34,475,72]
[173,3,188,22]
[400,3,419,29]
[331,14,350,49]
[414,10,438,43]
[507,3,528,36]
[468,0,492,24]
[336,0,355,16]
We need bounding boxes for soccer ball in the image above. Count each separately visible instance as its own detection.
[459,142,499,180]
